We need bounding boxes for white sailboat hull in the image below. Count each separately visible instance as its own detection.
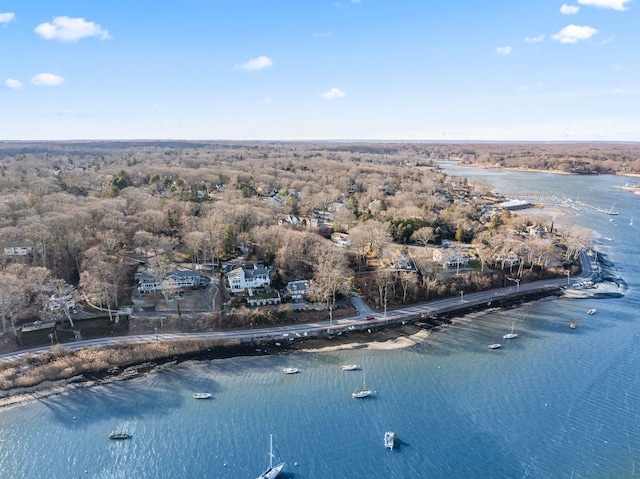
[257,462,284,479]
[352,389,373,398]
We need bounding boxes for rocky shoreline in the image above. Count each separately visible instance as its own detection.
[0,292,556,410]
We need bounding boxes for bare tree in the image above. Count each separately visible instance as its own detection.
[411,226,435,247]
[397,270,419,303]
[309,246,354,308]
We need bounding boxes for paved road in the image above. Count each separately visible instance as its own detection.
[0,251,598,364]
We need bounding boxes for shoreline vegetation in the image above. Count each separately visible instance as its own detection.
[0,290,559,410]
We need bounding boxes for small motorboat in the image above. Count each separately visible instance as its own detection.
[283,367,299,374]
[108,432,131,440]
[384,431,396,450]
[488,344,501,350]
[193,392,212,399]
[569,323,577,329]
[587,308,596,315]
[341,364,360,371]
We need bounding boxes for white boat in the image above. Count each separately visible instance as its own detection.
[587,308,597,315]
[282,367,299,374]
[108,431,131,440]
[488,344,501,349]
[193,392,212,399]
[257,434,284,479]
[341,364,360,371]
[503,320,518,339]
[352,372,373,398]
[384,431,396,450]
[569,322,577,329]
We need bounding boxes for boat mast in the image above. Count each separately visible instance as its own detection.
[269,434,274,469]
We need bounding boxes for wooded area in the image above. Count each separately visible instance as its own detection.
[0,141,601,336]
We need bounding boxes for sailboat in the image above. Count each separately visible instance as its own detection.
[257,434,284,479]
[503,319,518,339]
[352,371,373,398]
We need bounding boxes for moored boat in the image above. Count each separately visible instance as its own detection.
[503,320,518,339]
[352,371,373,398]
[257,434,284,479]
[488,344,501,349]
[587,308,596,315]
[384,431,396,450]
[193,392,212,399]
[283,367,299,374]
[341,364,360,371]
[352,389,373,398]
[108,431,131,440]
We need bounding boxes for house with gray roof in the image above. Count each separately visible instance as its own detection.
[227,263,271,293]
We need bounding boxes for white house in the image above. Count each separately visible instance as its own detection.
[285,280,310,302]
[49,293,75,313]
[433,249,471,268]
[137,269,203,293]
[4,244,33,256]
[227,264,271,293]
[389,253,415,270]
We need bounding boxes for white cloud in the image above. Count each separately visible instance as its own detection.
[525,34,545,43]
[560,4,581,14]
[0,12,15,24]
[34,16,111,42]
[239,55,274,71]
[552,24,598,43]
[496,46,513,55]
[321,87,346,100]
[31,73,65,86]
[577,0,632,10]
[4,78,22,89]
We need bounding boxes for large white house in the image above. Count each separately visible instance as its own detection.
[227,264,271,293]
[432,248,471,268]
[137,269,203,293]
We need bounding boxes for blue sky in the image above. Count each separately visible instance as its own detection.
[1,0,638,141]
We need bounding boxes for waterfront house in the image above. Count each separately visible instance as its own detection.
[389,253,415,270]
[433,248,471,268]
[227,263,271,293]
[285,280,310,302]
[136,268,203,293]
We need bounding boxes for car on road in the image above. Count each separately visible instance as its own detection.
[366,315,375,320]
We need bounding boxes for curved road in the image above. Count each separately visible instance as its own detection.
[0,251,597,364]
